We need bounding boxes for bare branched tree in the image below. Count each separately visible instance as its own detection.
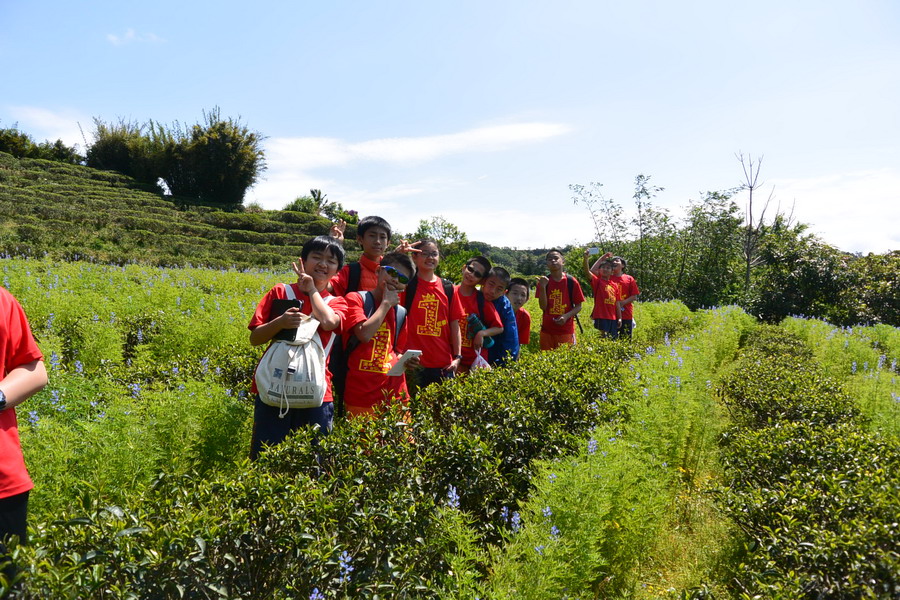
[736,152,796,296]
[738,153,774,293]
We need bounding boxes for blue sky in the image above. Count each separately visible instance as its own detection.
[2,0,898,252]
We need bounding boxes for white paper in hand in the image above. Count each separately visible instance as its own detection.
[387,349,423,376]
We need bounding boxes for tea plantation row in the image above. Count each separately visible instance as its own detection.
[715,326,900,599]
[0,151,345,268]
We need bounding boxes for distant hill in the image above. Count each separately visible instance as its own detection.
[0,151,355,269]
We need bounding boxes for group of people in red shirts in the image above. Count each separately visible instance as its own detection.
[248,216,640,460]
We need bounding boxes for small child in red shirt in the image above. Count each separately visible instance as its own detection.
[537,249,585,350]
[0,287,48,575]
[583,249,621,339]
[506,277,532,348]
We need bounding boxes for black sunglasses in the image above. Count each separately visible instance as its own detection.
[465,264,485,279]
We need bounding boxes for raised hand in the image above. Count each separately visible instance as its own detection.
[292,258,316,294]
[329,220,347,242]
[394,239,422,254]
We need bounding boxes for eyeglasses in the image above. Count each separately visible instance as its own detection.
[420,252,439,258]
[465,264,485,279]
[381,265,410,284]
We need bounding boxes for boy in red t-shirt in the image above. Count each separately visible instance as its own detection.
[583,250,621,339]
[402,239,464,395]
[0,287,48,572]
[342,253,416,418]
[611,256,640,338]
[248,235,348,459]
[537,249,584,350]
[455,256,503,372]
[507,277,532,348]
[328,215,391,296]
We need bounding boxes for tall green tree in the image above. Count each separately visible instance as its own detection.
[749,216,850,322]
[181,108,266,204]
[674,191,743,309]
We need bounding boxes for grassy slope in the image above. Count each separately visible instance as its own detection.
[0,151,343,268]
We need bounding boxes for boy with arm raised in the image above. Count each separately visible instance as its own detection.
[248,235,347,459]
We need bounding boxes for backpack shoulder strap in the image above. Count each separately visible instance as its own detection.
[317,295,339,355]
[442,278,455,304]
[283,283,297,300]
[393,305,407,353]
[476,289,486,322]
[347,262,362,293]
[566,274,575,309]
[403,276,419,311]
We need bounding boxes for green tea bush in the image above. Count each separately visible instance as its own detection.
[9,327,632,597]
[481,305,757,599]
[717,326,858,428]
[714,326,900,599]
[719,421,900,599]
[779,318,900,438]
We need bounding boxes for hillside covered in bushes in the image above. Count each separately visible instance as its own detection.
[0,151,336,269]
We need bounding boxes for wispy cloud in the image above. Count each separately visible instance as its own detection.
[6,106,89,148]
[265,122,572,170]
[106,28,166,46]
[772,169,900,253]
[251,121,571,212]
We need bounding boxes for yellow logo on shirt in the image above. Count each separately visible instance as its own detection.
[416,292,447,337]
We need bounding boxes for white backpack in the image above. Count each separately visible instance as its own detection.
[255,285,337,418]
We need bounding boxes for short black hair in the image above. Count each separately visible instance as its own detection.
[467,256,492,277]
[302,235,346,270]
[487,266,511,287]
[357,215,392,240]
[508,277,530,298]
[546,248,563,260]
[380,252,415,277]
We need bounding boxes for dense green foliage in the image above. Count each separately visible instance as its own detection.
[715,326,900,599]
[570,176,899,327]
[0,255,897,597]
[86,109,265,205]
[0,125,82,165]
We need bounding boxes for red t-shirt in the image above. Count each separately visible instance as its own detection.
[330,254,380,296]
[0,288,43,499]
[612,274,640,320]
[456,287,502,366]
[540,274,585,335]
[342,293,409,409]
[515,307,532,346]
[247,284,347,402]
[402,278,464,369]
[590,274,621,320]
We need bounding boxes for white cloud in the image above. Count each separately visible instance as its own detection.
[251,121,572,213]
[264,122,571,170]
[106,28,166,46]
[6,106,89,148]
[770,169,900,253]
